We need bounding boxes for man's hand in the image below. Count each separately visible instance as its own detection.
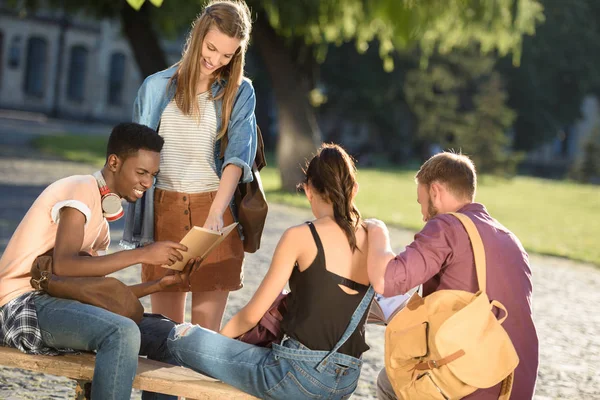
[140,241,188,266]
[158,257,203,290]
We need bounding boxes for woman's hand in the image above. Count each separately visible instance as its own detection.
[364,218,389,234]
[203,211,224,232]
[204,164,242,232]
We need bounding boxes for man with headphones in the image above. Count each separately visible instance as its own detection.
[0,123,197,400]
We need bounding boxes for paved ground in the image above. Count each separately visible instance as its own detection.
[0,114,598,399]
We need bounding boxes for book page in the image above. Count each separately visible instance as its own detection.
[372,285,420,324]
[367,298,386,325]
[163,222,238,271]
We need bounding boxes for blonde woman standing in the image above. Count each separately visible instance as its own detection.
[122,0,256,330]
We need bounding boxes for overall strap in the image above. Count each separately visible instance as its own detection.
[315,285,375,372]
[306,222,326,267]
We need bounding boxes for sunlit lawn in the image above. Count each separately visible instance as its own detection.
[34,134,600,265]
[264,167,600,265]
[34,134,107,166]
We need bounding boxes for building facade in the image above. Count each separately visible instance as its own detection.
[0,6,178,123]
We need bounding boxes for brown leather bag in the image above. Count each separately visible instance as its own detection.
[30,250,144,324]
[220,125,269,253]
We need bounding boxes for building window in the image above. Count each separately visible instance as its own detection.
[24,36,48,97]
[107,52,126,106]
[8,35,22,68]
[67,45,88,101]
[0,31,3,87]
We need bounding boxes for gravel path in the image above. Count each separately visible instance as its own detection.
[0,124,598,399]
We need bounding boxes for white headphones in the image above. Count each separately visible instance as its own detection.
[93,171,124,222]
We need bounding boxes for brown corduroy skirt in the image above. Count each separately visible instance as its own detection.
[141,188,244,292]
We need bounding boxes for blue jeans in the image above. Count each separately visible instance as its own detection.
[167,324,361,400]
[33,294,177,400]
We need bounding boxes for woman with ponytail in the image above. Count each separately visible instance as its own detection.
[122,0,256,330]
[167,143,374,399]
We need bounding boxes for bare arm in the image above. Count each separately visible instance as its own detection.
[220,228,300,338]
[365,219,397,294]
[203,164,242,231]
[53,207,188,277]
[367,217,454,297]
[129,281,162,298]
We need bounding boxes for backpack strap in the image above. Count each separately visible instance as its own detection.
[448,212,487,294]
[448,213,514,399]
[498,371,514,400]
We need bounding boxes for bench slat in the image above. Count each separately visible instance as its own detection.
[0,346,256,399]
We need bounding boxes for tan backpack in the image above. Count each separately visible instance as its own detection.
[384,212,519,400]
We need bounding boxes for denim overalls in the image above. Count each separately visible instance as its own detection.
[167,286,375,399]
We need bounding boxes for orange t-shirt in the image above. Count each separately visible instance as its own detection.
[0,175,110,307]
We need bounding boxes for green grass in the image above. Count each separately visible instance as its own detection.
[32,134,600,265]
[265,167,600,265]
[33,134,107,166]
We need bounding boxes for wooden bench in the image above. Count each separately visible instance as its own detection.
[0,346,257,399]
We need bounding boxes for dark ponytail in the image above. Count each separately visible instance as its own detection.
[302,143,362,252]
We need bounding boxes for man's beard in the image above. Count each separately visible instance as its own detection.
[427,199,439,221]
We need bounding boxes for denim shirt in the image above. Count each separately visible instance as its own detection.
[121,66,257,249]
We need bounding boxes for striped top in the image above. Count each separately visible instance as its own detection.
[155,92,220,193]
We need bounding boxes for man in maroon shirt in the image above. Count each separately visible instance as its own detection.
[367,152,538,400]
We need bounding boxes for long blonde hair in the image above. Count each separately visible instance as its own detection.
[169,0,252,139]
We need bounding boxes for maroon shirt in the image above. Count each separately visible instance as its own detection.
[384,203,538,399]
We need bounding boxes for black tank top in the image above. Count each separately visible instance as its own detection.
[280,222,370,358]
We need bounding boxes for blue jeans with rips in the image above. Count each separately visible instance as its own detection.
[168,328,360,399]
[167,286,375,400]
[33,294,177,400]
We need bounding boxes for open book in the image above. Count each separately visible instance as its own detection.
[367,286,420,325]
[163,222,238,271]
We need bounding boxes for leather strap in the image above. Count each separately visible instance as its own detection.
[413,349,466,371]
[448,212,487,294]
[498,371,514,400]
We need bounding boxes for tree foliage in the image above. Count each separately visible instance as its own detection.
[404,49,521,175]
[498,0,600,151]
[251,0,543,70]
[7,0,545,187]
[317,43,414,165]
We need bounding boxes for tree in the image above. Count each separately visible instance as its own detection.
[245,0,544,189]
[404,48,521,175]
[10,0,544,190]
[317,43,415,165]
[497,0,600,151]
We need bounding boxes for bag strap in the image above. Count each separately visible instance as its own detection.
[315,285,375,372]
[413,349,466,371]
[498,371,514,400]
[447,212,487,294]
